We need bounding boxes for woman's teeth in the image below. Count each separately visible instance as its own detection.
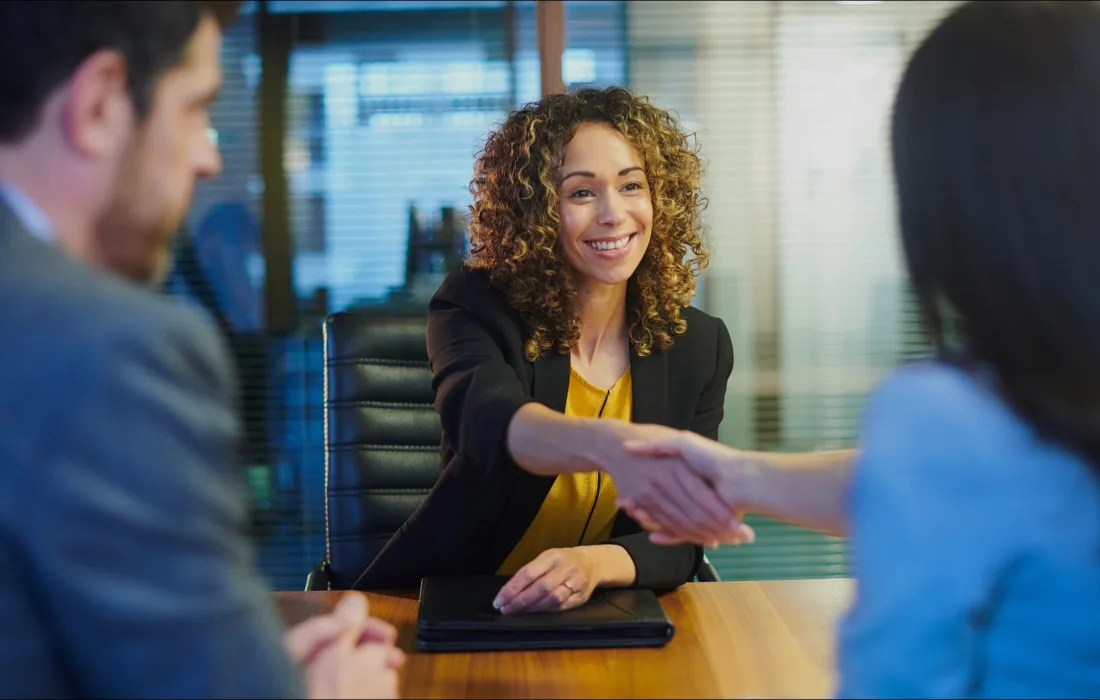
[587,235,632,251]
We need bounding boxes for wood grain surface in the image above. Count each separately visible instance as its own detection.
[274,579,854,699]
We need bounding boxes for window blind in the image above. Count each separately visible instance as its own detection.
[627,0,958,580]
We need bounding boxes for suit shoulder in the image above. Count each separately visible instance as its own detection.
[4,240,217,339]
[666,305,734,381]
[681,304,723,332]
[433,265,499,305]
[431,264,522,328]
[16,252,230,383]
[678,305,729,349]
[92,278,225,365]
[105,297,232,399]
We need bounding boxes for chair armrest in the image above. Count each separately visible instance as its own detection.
[304,558,332,591]
[696,554,721,582]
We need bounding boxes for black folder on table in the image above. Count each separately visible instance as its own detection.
[416,575,675,652]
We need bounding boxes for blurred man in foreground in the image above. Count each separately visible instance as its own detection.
[0,2,400,697]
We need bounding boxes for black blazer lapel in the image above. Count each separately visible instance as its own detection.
[533,349,570,414]
[483,350,571,568]
[631,346,668,426]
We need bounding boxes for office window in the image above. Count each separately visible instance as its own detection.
[164,6,296,582]
[627,0,955,580]
[565,0,627,89]
[287,9,512,312]
[285,1,625,315]
[170,11,263,334]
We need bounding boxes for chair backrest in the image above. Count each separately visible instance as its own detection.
[323,312,441,589]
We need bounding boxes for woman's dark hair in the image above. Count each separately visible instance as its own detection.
[892,0,1100,466]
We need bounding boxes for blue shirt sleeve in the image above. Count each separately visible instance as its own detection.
[837,365,1014,699]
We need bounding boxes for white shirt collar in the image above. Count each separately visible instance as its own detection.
[0,182,54,244]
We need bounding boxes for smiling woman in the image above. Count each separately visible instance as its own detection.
[353,87,750,613]
[466,87,707,364]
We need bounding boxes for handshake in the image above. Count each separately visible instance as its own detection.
[585,420,762,548]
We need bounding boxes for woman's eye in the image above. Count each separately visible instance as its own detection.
[569,188,595,199]
[623,181,644,192]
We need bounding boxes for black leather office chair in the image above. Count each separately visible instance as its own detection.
[305,311,721,589]
[306,312,440,590]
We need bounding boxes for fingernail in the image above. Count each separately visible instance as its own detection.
[492,596,503,610]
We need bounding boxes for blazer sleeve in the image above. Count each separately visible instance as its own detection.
[21,306,302,699]
[692,316,735,440]
[426,293,536,480]
[603,316,736,590]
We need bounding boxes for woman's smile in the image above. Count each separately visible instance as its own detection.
[583,232,639,260]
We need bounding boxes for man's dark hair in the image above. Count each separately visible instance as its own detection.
[892,0,1100,467]
[0,1,242,143]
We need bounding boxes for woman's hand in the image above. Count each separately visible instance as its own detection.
[493,547,603,615]
[621,428,760,546]
[581,419,743,546]
[507,406,739,544]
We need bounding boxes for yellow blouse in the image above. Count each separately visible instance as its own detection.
[496,367,632,576]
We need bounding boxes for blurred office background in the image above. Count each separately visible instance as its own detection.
[165,0,957,590]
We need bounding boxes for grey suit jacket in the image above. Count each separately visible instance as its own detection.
[0,200,302,698]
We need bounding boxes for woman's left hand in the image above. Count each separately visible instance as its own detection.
[493,547,598,615]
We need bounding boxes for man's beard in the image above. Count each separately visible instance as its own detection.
[90,168,183,287]
[91,204,178,286]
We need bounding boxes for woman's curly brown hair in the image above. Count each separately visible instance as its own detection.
[466,86,708,362]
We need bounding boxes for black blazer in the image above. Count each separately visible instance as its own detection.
[354,267,734,591]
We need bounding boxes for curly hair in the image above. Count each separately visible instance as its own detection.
[466,86,708,361]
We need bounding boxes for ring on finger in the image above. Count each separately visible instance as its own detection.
[561,580,578,595]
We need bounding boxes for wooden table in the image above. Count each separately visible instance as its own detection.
[274,579,854,699]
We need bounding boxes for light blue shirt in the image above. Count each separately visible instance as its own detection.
[838,362,1100,698]
[0,182,53,243]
